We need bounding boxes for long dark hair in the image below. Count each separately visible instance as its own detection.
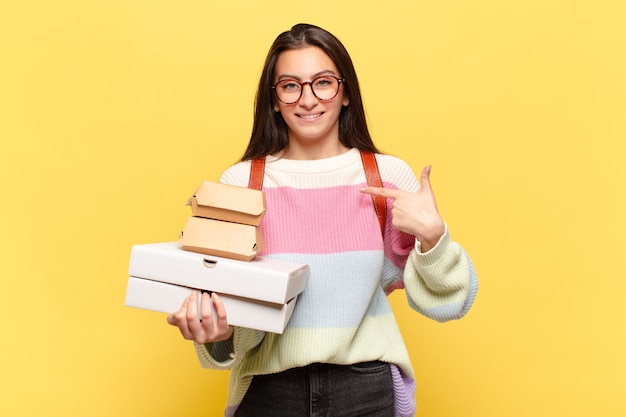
[241,23,378,161]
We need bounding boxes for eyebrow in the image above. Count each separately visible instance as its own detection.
[276,69,339,81]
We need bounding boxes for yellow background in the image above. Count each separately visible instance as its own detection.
[1,1,624,416]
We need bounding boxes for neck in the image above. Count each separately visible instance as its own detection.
[277,141,350,160]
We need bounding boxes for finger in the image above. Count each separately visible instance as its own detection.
[359,186,400,199]
[170,296,193,339]
[200,291,215,326]
[186,290,204,336]
[211,293,229,329]
[211,293,234,340]
[185,290,200,320]
[419,165,432,191]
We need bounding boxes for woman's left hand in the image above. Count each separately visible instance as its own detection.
[360,165,445,252]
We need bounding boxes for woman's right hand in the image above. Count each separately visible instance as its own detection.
[167,290,234,343]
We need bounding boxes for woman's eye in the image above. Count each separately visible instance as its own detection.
[314,78,333,88]
[282,82,300,91]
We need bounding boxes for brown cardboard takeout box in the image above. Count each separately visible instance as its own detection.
[187,181,266,226]
[180,216,264,262]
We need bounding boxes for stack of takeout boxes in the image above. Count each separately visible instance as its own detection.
[125,181,309,333]
[181,181,266,261]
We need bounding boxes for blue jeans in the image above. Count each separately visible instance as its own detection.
[234,361,395,417]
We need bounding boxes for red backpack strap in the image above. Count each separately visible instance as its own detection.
[360,150,386,237]
[248,157,266,190]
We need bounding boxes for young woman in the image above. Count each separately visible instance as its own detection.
[167,23,478,417]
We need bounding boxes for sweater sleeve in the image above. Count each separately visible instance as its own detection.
[403,226,479,322]
[194,327,266,369]
[377,154,478,322]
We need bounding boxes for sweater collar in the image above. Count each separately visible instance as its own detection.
[265,148,361,174]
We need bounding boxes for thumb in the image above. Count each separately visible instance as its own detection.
[419,165,432,191]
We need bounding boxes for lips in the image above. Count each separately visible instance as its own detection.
[297,112,323,120]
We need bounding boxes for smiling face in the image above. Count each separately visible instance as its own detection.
[273,46,350,159]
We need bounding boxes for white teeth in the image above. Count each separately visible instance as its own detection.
[299,114,321,119]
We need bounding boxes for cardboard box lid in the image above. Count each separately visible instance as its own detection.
[180,216,263,262]
[188,181,266,226]
[125,276,297,333]
[128,242,309,304]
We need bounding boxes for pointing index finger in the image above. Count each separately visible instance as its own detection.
[359,186,399,199]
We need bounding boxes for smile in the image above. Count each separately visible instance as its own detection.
[298,113,323,120]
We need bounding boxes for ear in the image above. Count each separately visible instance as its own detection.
[342,95,350,107]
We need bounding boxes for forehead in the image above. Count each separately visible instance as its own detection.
[274,46,339,79]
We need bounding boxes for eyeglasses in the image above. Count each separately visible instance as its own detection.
[272,75,345,104]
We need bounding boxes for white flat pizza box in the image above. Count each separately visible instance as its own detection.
[128,242,309,305]
[125,276,296,334]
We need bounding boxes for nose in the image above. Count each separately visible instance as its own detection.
[298,82,318,108]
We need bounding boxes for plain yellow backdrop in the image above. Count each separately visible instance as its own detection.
[1,1,624,416]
